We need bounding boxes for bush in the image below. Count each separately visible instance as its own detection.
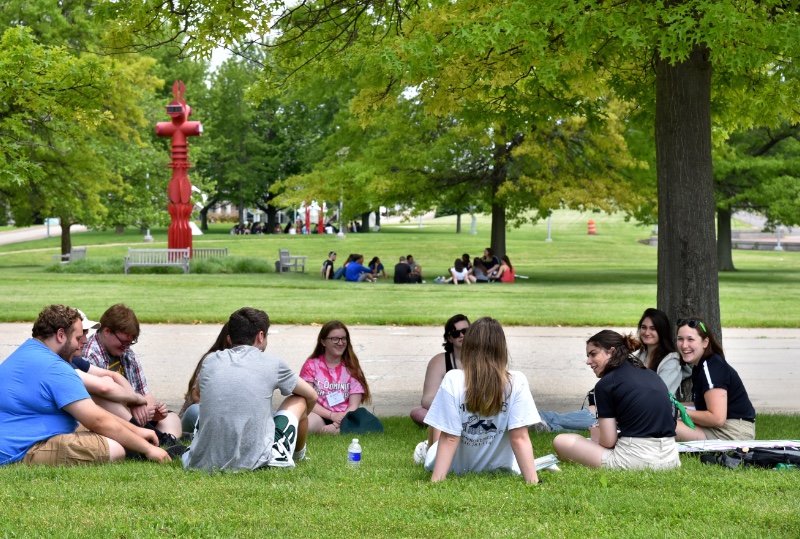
[46,256,272,274]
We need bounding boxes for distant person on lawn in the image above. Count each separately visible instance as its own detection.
[345,254,376,282]
[83,304,182,445]
[183,307,317,471]
[0,305,169,466]
[321,251,337,280]
[394,256,421,284]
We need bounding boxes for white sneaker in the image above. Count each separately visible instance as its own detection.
[294,446,308,461]
[413,441,428,464]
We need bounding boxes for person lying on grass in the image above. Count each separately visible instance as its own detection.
[183,307,317,471]
[674,317,756,442]
[0,305,170,466]
[411,314,469,463]
[553,330,680,470]
[300,321,371,435]
[423,317,541,483]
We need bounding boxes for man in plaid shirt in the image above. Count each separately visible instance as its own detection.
[84,304,182,443]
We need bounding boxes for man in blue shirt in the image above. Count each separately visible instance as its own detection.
[0,305,170,466]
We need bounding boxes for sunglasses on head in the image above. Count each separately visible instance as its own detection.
[677,319,707,333]
[448,328,469,338]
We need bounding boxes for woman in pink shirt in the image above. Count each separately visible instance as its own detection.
[300,321,372,434]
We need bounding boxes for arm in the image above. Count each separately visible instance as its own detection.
[509,427,539,483]
[292,377,319,417]
[430,432,460,482]
[420,355,447,410]
[332,394,363,427]
[76,371,147,406]
[656,355,683,395]
[63,399,170,462]
[597,417,619,449]
[449,268,459,285]
[686,389,728,428]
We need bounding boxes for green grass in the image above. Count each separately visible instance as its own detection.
[1,211,798,326]
[1,415,799,538]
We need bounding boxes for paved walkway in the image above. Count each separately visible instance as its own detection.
[1,324,798,416]
[0,225,87,246]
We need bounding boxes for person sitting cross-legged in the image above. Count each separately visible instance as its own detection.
[182,307,317,471]
[0,305,170,466]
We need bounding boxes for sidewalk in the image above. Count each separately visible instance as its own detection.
[0,225,87,246]
[2,323,798,416]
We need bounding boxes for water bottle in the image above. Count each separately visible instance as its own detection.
[347,438,362,467]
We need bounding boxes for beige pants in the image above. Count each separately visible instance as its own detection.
[23,431,110,466]
[700,418,756,441]
[601,436,681,470]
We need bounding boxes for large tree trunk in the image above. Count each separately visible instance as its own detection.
[266,204,278,234]
[490,188,506,259]
[59,220,71,257]
[456,211,462,234]
[655,44,721,337]
[717,207,736,272]
[199,196,218,231]
[361,211,371,233]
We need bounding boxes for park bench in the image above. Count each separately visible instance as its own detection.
[193,247,229,259]
[124,248,190,274]
[276,248,307,273]
[52,246,87,263]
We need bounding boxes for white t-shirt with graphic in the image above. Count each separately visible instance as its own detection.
[424,370,540,475]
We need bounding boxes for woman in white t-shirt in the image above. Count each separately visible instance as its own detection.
[423,317,541,483]
[439,259,470,285]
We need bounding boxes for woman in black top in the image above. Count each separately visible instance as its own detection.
[675,317,756,441]
[410,314,470,463]
[553,330,680,470]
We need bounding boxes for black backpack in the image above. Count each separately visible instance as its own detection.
[701,446,800,469]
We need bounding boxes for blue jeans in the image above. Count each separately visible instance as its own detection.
[332,267,346,280]
[538,408,595,432]
[181,403,200,435]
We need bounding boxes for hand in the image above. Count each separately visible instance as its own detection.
[138,428,160,446]
[152,402,169,423]
[331,411,346,424]
[145,445,171,463]
[130,404,151,426]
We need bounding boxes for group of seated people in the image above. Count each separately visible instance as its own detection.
[410,308,756,477]
[321,248,516,285]
[435,249,515,284]
[230,222,266,235]
[1,303,756,481]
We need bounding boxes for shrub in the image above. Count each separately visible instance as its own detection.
[46,256,272,274]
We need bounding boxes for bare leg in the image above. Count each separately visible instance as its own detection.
[410,406,427,427]
[93,397,133,421]
[307,412,328,433]
[154,412,182,439]
[107,438,126,462]
[278,395,310,448]
[553,433,605,468]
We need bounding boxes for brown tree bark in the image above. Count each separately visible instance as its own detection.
[59,220,71,258]
[655,44,721,337]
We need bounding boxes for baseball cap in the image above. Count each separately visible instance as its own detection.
[77,309,100,331]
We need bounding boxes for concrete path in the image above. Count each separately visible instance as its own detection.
[0,225,87,246]
[1,324,798,416]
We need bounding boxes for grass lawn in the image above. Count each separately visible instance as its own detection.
[1,415,799,538]
[0,211,798,326]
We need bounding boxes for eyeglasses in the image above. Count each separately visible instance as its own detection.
[677,319,707,333]
[448,328,469,338]
[325,337,347,344]
[113,331,137,349]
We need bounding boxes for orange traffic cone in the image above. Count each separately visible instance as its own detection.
[587,220,597,235]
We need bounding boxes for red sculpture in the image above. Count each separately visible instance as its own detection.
[156,81,203,254]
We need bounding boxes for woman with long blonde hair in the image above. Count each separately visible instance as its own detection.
[423,317,541,483]
[300,321,371,434]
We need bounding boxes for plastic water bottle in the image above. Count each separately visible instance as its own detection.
[347,438,362,467]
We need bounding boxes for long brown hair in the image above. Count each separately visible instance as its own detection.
[587,330,643,377]
[184,323,231,400]
[463,317,509,416]
[309,320,371,404]
[679,316,725,358]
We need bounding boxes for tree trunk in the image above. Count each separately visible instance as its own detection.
[655,44,721,338]
[456,211,462,234]
[361,211,371,233]
[59,220,71,257]
[375,210,381,230]
[199,197,219,231]
[115,225,125,234]
[266,205,278,234]
[717,207,736,272]
[490,188,506,259]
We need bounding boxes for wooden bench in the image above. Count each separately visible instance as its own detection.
[276,249,307,273]
[52,246,87,263]
[124,248,190,274]
[193,247,229,259]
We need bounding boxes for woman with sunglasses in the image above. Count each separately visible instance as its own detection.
[300,321,371,434]
[423,317,541,483]
[411,314,469,463]
[553,330,680,470]
[675,317,756,441]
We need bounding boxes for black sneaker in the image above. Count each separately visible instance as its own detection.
[157,431,178,448]
[165,444,189,458]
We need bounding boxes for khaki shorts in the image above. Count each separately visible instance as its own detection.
[700,418,756,441]
[22,432,110,466]
[601,436,681,470]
